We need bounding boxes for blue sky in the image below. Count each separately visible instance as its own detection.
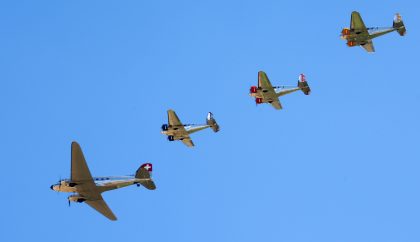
[2,1,420,242]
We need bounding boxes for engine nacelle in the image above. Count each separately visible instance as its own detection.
[347,41,357,47]
[341,28,351,36]
[161,124,168,131]
[250,86,257,94]
[256,98,263,104]
[68,195,86,203]
[168,135,175,141]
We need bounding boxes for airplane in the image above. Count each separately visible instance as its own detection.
[161,110,220,147]
[50,142,156,221]
[249,71,311,110]
[340,11,406,52]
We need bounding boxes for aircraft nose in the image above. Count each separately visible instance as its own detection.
[50,185,54,190]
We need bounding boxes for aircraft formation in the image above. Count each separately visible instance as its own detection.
[51,11,407,220]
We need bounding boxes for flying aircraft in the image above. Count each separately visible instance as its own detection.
[50,142,156,221]
[340,11,406,52]
[249,71,311,110]
[161,110,220,147]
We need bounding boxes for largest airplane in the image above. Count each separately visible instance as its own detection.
[341,11,406,52]
[50,142,156,221]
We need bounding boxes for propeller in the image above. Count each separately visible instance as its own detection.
[68,199,71,207]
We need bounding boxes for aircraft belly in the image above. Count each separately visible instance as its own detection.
[349,33,370,43]
[261,92,276,103]
[254,92,263,98]
[99,180,135,192]
[61,186,77,193]
[164,130,181,138]
[167,128,186,136]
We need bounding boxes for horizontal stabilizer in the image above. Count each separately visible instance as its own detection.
[135,163,156,190]
[298,74,311,95]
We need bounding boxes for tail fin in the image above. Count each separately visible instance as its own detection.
[298,74,311,95]
[135,163,156,190]
[206,112,220,133]
[393,13,406,36]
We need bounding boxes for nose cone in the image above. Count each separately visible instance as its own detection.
[50,185,54,190]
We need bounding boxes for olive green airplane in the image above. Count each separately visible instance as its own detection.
[249,71,310,110]
[341,11,406,52]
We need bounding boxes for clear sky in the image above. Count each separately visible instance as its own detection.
[2,1,420,242]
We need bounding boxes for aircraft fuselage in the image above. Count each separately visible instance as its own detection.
[161,124,210,140]
[50,176,148,193]
[341,28,396,46]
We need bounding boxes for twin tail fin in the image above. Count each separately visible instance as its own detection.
[393,13,406,36]
[135,163,156,190]
[206,112,220,133]
[298,74,311,95]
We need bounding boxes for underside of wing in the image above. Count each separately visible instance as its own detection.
[71,142,94,183]
[181,137,194,147]
[85,196,117,221]
[351,11,369,34]
[167,110,183,126]
[361,40,375,52]
[270,100,283,110]
[258,71,275,90]
[258,71,278,102]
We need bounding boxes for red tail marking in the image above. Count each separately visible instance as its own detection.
[299,74,306,83]
[141,163,153,172]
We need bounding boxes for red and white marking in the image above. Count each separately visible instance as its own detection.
[299,74,306,83]
[141,163,153,171]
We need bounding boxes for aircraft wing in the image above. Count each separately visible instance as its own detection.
[270,100,282,110]
[361,40,375,52]
[181,137,194,147]
[71,142,94,183]
[70,142,117,221]
[258,71,281,109]
[85,195,117,221]
[350,11,368,34]
[258,71,275,90]
[167,109,183,126]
